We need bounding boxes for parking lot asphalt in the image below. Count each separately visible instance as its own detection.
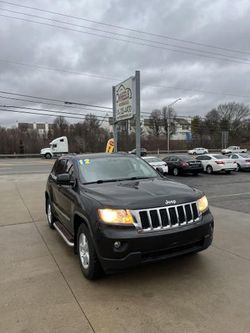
[0,158,250,332]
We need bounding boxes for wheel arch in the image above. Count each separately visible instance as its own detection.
[73,212,92,254]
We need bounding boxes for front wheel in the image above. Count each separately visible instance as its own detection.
[45,153,52,159]
[46,199,55,229]
[77,224,103,280]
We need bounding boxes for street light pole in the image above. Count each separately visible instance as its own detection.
[167,98,182,154]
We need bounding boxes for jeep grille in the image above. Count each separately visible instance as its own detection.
[131,202,201,232]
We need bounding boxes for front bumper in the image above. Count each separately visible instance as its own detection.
[95,211,214,272]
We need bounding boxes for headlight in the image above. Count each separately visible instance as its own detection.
[196,195,208,214]
[98,209,134,225]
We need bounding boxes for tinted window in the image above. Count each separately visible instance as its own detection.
[178,156,190,161]
[54,159,67,175]
[212,154,225,159]
[65,160,75,178]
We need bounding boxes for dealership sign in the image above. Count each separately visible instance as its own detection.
[115,77,134,122]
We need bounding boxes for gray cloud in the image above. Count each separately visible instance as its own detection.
[1,0,250,126]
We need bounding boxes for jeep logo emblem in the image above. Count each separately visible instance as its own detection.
[165,200,177,205]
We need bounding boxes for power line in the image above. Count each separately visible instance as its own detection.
[1,0,250,57]
[0,90,112,110]
[0,95,112,113]
[2,13,250,66]
[0,104,112,118]
[1,8,250,63]
[0,107,110,121]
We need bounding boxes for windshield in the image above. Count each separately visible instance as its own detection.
[78,155,158,183]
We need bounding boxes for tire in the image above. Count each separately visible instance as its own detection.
[206,165,213,174]
[77,224,103,280]
[236,163,241,172]
[173,167,179,176]
[46,199,55,229]
[225,170,231,174]
[45,153,52,159]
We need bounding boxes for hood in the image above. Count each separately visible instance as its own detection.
[41,147,51,153]
[81,178,202,209]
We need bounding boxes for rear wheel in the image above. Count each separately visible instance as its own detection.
[173,167,179,176]
[206,165,213,174]
[77,224,103,280]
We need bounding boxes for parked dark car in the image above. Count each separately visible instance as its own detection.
[163,155,203,176]
[129,148,147,156]
[45,153,213,280]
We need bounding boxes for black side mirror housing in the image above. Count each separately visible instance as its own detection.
[156,167,164,175]
[56,173,74,186]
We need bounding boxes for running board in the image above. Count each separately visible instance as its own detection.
[54,221,74,247]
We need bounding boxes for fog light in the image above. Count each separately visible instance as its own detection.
[114,241,121,249]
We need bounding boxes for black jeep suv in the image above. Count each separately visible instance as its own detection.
[45,153,214,280]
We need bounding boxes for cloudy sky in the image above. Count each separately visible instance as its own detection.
[1,0,250,127]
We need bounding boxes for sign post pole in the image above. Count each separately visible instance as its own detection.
[135,70,141,157]
[113,72,140,155]
[112,86,118,152]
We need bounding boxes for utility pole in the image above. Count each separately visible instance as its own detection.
[167,98,182,154]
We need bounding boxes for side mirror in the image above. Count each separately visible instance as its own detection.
[56,173,74,186]
[156,167,164,175]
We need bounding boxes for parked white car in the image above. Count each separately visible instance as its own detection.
[188,147,208,155]
[142,156,168,174]
[228,153,250,171]
[196,154,237,174]
[221,146,247,155]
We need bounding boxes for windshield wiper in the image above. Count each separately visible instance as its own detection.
[83,179,121,185]
[84,176,155,184]
[120,176,155,181]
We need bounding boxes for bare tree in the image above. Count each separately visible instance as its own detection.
[149,109,162,137]
[162,106,176,138]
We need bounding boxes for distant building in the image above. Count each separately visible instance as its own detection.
[108,116,192,141]
[16,122,53,137]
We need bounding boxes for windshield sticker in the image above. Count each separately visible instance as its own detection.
[79,159,90,165]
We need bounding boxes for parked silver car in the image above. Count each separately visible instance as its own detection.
[228,153,250,171]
